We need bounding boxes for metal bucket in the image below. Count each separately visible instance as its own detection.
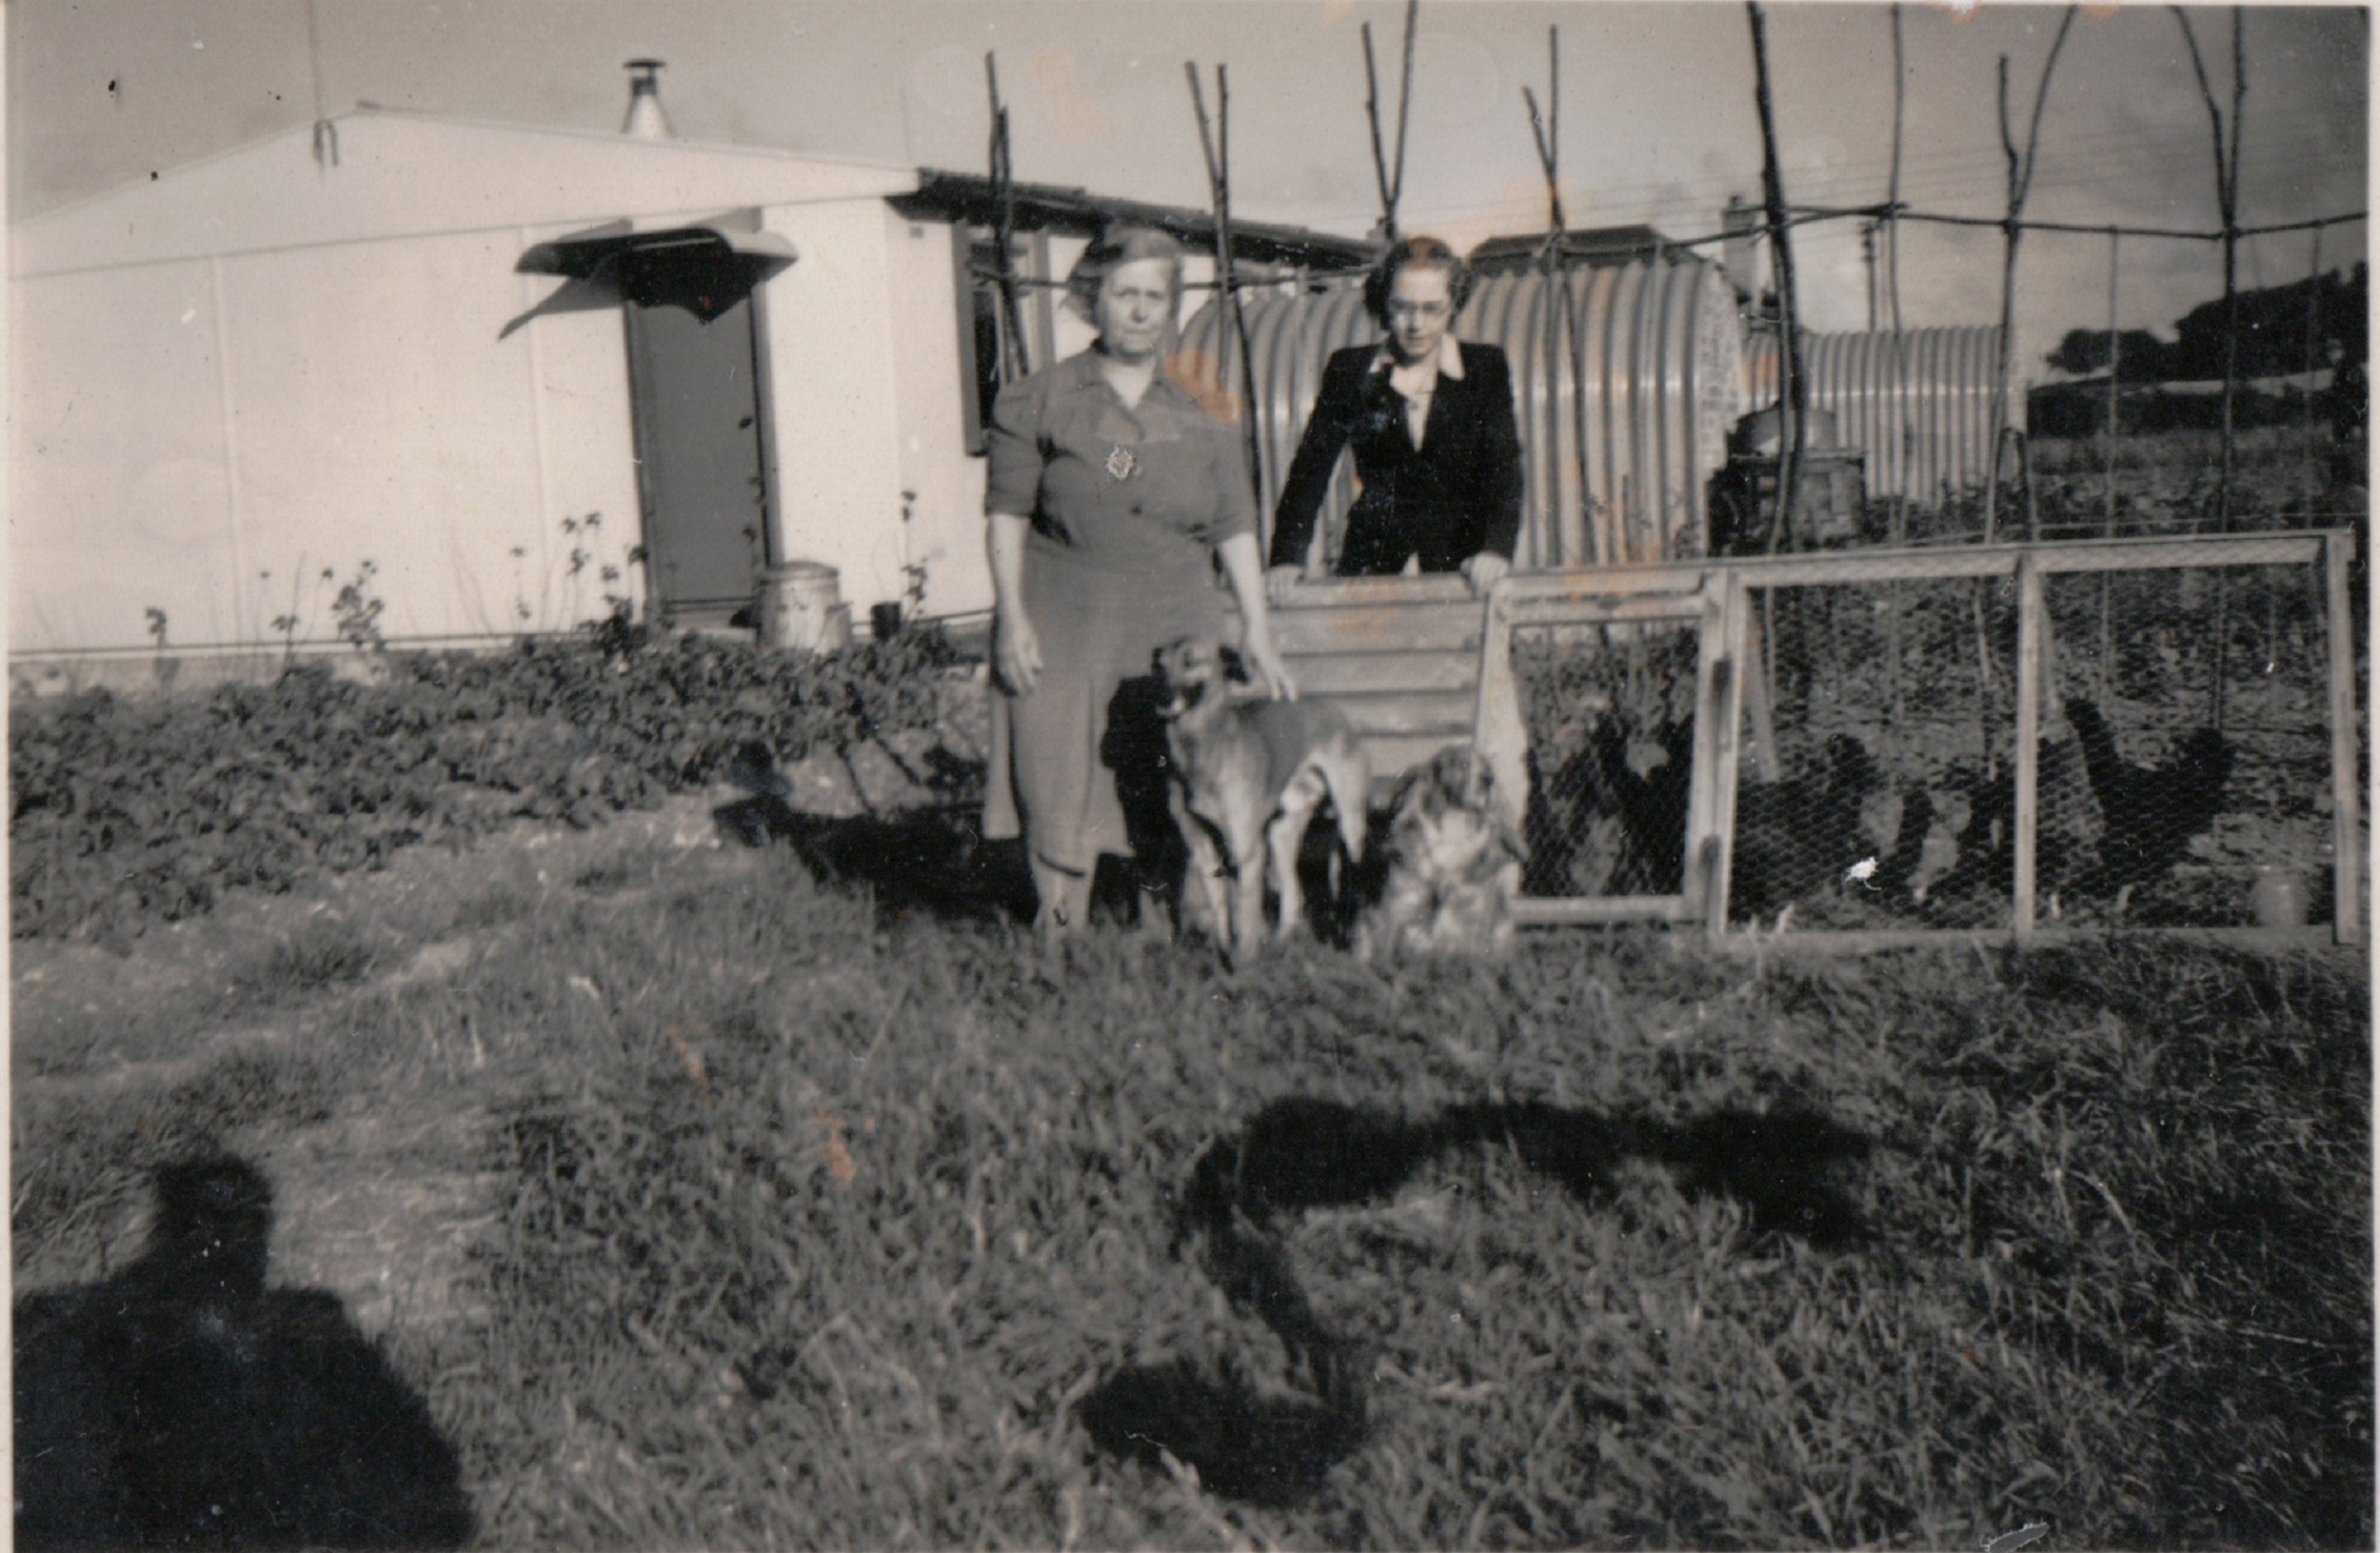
[758,562,852,654]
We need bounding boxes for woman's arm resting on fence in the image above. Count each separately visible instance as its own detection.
[1268,350,1369,575]
[1462,552,1512,593]
[1220,532,1297,701]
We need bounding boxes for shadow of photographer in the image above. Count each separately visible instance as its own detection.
[15,1155,475,1551]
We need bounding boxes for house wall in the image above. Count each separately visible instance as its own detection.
[11,116,921,659]
[216,231,547,643]
[11,260,241,652]
[510,228,645,628]
[745,199,900,621]
[879,210,992,621]
[10,227,651,655]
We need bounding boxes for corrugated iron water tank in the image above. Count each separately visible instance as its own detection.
[1743,326,2004,505]
[1182,252,1746,568]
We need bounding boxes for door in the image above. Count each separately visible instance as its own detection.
[623,293,769,624]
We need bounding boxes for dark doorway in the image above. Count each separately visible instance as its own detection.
[625,294,770,625]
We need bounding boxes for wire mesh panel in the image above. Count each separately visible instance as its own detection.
[1716,534,2361,939]
[1728,574,2014,930]
[2041,559,2347,927]
[1512,619,1705,912]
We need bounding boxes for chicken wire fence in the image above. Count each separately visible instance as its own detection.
[1512,619,1702,913]
[1483,532,2363,942]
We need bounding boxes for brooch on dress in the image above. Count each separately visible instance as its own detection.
[1105,445,1139,482]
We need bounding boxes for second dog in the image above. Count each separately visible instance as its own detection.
[1357,744,1528,963]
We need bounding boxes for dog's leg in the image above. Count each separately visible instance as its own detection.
[1172,787,1233,946]
[1265,767,1328,942]
[1226,813,1268,963]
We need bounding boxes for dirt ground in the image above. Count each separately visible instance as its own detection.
[10,791,764,1331]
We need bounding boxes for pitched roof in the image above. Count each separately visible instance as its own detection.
[15,110,917,277]
[1467,225,1679,273]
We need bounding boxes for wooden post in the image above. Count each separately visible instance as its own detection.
[1741,596,1782,784]
[2013,549,2044,939]
[1186,63,1266,509]
[2099,229,2120,702]
[1746,2,1806,554]
[1884,4,1908,724]
[1982,8,2080,544]
[2300,223,2326,523]
[1885,2,1908,533]
[1701,572,1752,934]
[984,54,1030,383]
[2324,530,2362,944]
[1359,0,1420,241]
[2173,6,2246,727]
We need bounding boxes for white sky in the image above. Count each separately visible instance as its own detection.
[9,1,2370,375]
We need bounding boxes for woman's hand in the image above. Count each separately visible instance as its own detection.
[1266,565,1304,608]
[1240,629,1298,701]
[994,608,1043,695]
[1460,552,1512,595]
[1217,532,1296,700]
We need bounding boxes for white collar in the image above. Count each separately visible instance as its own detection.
[1373,335,1465,381]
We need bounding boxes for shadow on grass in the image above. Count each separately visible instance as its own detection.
[14,1155,475,1551]
[1079,1096,1870,1507]
[714,794,1039,925]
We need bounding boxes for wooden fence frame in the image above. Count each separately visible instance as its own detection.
[1449,528,2361,946]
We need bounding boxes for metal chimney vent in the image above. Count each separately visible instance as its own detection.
[623,59,674,140]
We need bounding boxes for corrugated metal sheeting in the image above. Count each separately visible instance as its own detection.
[1743,326,2006,504]
[1182,253,1745,568]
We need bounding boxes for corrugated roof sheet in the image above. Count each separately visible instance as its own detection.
[890,169,1380,271]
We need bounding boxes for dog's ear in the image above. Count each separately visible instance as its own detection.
[1216,642,1248,684]
[1458,750,1496,809]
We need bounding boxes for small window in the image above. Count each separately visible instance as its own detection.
[952,226,1049,456]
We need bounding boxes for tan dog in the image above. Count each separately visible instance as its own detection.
[1152,638,1369,961]
[1358,745,1528,963]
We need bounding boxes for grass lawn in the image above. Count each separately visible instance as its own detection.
[10,794,2370,1549]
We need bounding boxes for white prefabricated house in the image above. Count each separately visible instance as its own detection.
[9,109,970,661]
[10,103,1381,668]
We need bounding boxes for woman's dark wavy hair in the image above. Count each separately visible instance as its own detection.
[1361,235,1474,327]
[1063,225,1187,323]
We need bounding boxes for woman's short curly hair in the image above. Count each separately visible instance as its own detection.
[1361,235,1474,327]
[1063,225,1187,324]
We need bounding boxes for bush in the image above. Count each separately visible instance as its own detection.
[10,627,969,942]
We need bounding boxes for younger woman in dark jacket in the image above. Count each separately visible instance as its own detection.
[1267,236,1525,602]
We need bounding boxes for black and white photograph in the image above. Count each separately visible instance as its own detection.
[9,0,2371,1544]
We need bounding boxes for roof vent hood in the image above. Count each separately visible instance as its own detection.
[623,59,674,140]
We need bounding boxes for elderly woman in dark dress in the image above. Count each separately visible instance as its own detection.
[983,227,1295,941]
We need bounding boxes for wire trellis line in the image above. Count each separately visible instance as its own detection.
[1782,203,2366,245]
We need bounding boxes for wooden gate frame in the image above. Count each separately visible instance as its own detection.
[1470,528,2362,946]
[1473,570,1738,927]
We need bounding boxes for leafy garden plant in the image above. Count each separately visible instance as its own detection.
[10,625,966,942]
